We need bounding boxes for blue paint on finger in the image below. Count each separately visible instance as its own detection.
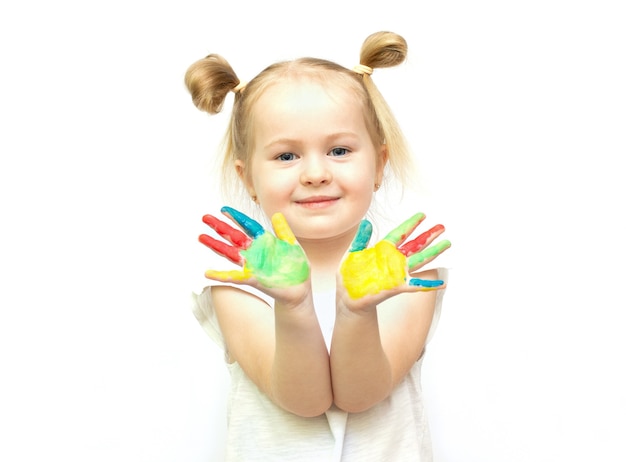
[408,278,444,288]
[221,206,265,238]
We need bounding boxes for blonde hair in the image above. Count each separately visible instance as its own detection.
[185,31,414,205]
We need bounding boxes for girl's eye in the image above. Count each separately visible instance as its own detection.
[329,147,349,157]
[276,152,296,161]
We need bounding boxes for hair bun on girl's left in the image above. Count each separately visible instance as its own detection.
[184,53,241,115]
[359,31,408,70]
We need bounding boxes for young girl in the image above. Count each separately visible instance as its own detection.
[185,31,451,461]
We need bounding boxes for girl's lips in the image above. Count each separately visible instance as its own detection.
[295,196,339,209]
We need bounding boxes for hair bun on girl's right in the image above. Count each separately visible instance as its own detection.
[359,31,408,70]
[184,53,241,115]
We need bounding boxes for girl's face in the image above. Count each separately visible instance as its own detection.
[236,78,386,242]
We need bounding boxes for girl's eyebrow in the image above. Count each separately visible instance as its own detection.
[327,132,360,143]
[264,132,360,150]
[263,138,299,150]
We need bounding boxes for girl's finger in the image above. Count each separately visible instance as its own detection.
[349,220,373,252]
[202,214,252,248]
[407,240,451,270]
[271,213,296,245]
[408,277,445,290]
[199,234,244,265]
[221,206,265,239]
[204,268,252,283]
[399,224,445,256]
[383,213,426,246]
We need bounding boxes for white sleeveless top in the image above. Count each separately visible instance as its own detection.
[191,269,447,461]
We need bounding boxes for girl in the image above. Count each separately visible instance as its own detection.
[185,31,451,461]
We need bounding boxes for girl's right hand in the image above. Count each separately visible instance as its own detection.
[199,206,311,306]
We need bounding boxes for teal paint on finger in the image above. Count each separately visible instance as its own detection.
[409,278,444,288]
[349,220,373,252]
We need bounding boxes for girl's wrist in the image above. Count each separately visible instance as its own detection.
[335,293,378,318]
[272,281,314,312]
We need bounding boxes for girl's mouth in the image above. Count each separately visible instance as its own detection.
[295,196,339,209]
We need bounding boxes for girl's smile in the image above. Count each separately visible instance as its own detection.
[295,195,340,209]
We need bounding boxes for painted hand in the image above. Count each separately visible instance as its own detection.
[339,213,451,300]
[199,207,310,290]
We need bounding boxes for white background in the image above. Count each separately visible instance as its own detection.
[1,1,624,461]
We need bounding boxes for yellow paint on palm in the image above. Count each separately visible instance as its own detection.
[340,240,407,299]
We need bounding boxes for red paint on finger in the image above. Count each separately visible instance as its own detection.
[202,214,252,248]
[399,224,445,255]
[199,234,243,264]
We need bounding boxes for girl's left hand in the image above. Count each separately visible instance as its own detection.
[338,213,451,311]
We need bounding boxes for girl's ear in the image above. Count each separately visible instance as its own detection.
[376,144,388,186]
[235,160,257,199]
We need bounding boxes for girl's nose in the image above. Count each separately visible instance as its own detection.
[300,157,332,186]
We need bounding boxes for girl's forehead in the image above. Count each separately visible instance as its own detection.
[254,82,361,125]
[242,74,380,153]
[254,78,361,114]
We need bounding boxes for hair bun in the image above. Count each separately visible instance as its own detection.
[359,31,408,70]
[184,54,240,114]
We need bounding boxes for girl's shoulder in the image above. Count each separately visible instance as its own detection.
[192,283,273,354]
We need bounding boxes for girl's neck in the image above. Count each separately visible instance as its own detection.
[297,230,357,292]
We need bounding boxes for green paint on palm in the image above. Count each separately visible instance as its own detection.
[241,233,309,287]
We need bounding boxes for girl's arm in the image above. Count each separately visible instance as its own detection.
[330,270,439,413]
[330,216,450,413]
[200,207,332,417]
[212,285,332,417]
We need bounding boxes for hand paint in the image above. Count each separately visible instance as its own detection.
[201,207,309,287]
[341,240,407,299]
[340,214,449,299]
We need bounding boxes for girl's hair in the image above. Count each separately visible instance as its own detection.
[185,31,414,205]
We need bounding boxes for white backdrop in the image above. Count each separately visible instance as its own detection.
[1,1,624,461]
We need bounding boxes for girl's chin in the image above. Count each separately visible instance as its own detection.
[292,224,361,243]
